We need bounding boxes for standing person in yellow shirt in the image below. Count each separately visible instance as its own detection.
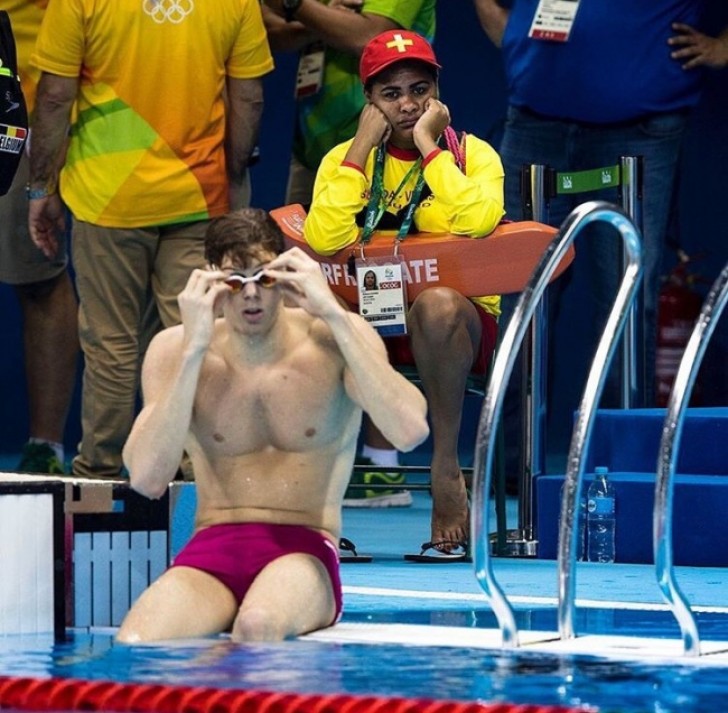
[0,0,78,474]
[27,0,274,479]
[305,31,505,558]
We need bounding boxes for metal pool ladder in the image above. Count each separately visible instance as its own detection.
[470,200,643,647]
[654,260,728,657]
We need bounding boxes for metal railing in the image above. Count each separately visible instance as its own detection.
[654,260,728,656]
[506,158,644,558]
[471,201,643,647]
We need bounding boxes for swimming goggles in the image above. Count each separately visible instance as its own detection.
[224,269,277,292]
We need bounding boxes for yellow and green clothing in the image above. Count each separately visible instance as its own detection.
[292,0,436,173]
[31,0,273,228]
[305,135,505,315]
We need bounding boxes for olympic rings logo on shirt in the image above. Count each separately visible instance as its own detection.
[142,0,195,24]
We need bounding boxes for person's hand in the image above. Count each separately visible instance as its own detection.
[354,103,392,151]
[262,0,285,16]
[27,194,65,259]
[413,98,451,154]
[669,23,728,70]
[265,247,343,320]
[343,103,391,167]
[177,268,229,353]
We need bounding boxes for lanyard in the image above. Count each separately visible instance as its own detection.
[360,144,425,245]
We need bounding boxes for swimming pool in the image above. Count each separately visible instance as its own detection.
[3,488,728,713]
[2,601,728,713]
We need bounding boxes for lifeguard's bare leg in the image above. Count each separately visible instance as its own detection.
[408,287,481,550]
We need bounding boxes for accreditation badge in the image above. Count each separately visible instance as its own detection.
[528,0,581,42]
[295,43,325,98]
[356,257,407,337]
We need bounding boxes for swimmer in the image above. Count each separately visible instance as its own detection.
[116,208,428,643]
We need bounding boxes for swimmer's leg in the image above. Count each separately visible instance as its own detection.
[231,553,337,642]
[116,566,238,643]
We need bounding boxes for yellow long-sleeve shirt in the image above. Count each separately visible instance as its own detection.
[304,134,505,315]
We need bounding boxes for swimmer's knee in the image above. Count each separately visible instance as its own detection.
[232,606,286,642]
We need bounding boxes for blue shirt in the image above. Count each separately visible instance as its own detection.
[502,0,706,123]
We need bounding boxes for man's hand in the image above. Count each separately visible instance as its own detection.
[28,194,66,259]
[177,269,230,354]
[669,23,728,70]
[265,247,343,320]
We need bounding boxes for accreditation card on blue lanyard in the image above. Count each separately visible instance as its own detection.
[528,0,581,42]
[355,144,425,337]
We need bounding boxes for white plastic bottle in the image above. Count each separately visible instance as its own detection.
[559,479,587,561]
[587,466,616,563]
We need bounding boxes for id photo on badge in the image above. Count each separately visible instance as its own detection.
[361,269,379,292]
[355,259,407,337]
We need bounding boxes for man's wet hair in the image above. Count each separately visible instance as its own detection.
[204,208,286,268]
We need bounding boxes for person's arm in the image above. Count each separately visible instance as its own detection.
[225,76,264,207]
[472,0,510,48]
[27,71,76,258]
[420,133,505,236]
[412,100,504,236]
[261,5,316,53]
[265,247,429,452]
[123,269,230,499]
[304,103,390,254]
[264,0,399,54]
[669,23,728,70]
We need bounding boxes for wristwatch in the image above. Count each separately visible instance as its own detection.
[282,0,303,22]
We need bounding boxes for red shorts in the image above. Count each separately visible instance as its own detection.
[385,303,498,375]
[171,522,342,625]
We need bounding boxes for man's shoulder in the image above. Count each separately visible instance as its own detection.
[147,323,185,356]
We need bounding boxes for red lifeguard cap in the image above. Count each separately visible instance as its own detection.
[359,30,440,84]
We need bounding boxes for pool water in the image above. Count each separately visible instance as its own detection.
[2,606,728,713]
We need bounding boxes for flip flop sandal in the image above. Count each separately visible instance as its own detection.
[339,537,373,563]
[404,540,472,563]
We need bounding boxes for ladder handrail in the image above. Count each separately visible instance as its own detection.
[654,260,728,656]
[556,206,643,639]
[471,200,642,647]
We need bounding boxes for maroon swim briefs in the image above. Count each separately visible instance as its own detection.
[171,522,342,624]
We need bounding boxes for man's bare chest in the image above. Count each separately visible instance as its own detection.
[192,362,348,454]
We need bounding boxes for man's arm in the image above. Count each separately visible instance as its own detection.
[472,0,509,48]
[226,76,264,208]
[123,269,230,499]
[264,0,399,55]
[265,248,429,452]
[261,5,317,52]
[27,72,76,258]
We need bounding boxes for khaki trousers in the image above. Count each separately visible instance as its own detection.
[71,219,207,477]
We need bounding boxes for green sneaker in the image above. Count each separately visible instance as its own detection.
[17,442,65,475]
[343,457,412,508]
